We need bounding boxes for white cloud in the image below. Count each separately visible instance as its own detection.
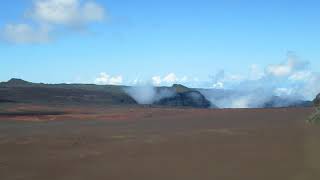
[226,74,245,82]
[210,70,245,89]
[1,24,50,44]
[274,88,294,96]
[30,0,80,25]
[95,72,110,84]
[265,53,308,77]
[152,76,162,86]
[151,73,189,86]
[29,0,105,26]
[289,71,312,81]
[95,72,123,85]
[109,76,123,85]
[82,2,105,22]
[1,0,106,44]
[212,82,224,89]
[266,62,293,77]
[180,76,188,83]
[301,72,320,99]
[249,64,264,80]
[163,73,178,84]
[201,52,320,108]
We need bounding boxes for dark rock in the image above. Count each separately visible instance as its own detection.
[314,93,320,106]
[154,91,211,108]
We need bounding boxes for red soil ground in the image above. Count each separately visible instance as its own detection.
[0,104,319,180]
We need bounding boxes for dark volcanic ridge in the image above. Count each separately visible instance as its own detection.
[314,93,320,106]
[154,85,212,108]
[262,96,313,108]
[0,79,211,108]
[0,78,316,108]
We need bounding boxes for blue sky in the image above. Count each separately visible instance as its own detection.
[1,0,320,98]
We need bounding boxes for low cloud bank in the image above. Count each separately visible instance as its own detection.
[98,52,319,108]
[200,88,305,108]
[202,52,318,108]
[95,73,123,85]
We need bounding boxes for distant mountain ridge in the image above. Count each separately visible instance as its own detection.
[0,78,316,108]
[0,79,137,105]
[2,78,31,86]
[262,96,313,108]
[0,79,213,108]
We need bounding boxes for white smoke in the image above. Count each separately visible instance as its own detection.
[124,85,156,104]
[123,85,176,105]
[200,88,273,108]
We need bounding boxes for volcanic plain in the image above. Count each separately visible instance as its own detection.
[0,103,319,180]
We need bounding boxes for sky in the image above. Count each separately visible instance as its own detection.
[1,0,320,100]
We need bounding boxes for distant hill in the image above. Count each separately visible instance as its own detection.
[0,78,314,109]
[262,96,313,108]
[0,79,213,108]
[1,78,31,86]
[0,79,137,105]
[171,84,190,93]
[154,85,212,108]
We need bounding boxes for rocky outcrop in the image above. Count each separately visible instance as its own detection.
[314,93,320,106]
[154,90,211,108]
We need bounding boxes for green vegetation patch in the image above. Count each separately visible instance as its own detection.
[308,107,320,124]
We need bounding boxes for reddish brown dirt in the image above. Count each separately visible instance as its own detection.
[0,105,320,180]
